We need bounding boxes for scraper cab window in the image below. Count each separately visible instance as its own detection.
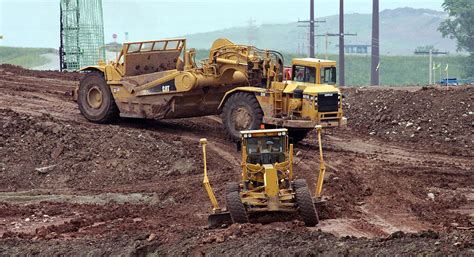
[246,136,285,165]
[293,65,316,84]
[321,67,337,84]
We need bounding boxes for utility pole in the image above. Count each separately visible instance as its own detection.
[414,48,448,84]
[310,0,315,58]
[298,1,325,58]
[124,32,129,42]
[317,32,357,60]
[371,0,380,86]
[316,33,338,59]
[429,49,433,84]
[247,18,258,46]
[339,0,345,86]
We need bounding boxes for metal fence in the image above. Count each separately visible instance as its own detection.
[60,0,105,71]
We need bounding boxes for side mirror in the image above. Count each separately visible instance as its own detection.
[236,141,242,152]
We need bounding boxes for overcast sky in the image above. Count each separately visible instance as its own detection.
[0,0,445,48]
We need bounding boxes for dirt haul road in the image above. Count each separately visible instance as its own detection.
[0,64,472,255]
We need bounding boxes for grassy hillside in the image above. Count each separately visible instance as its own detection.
[0,47,55,68]
[185,8,458,56]
[195,49,467,86]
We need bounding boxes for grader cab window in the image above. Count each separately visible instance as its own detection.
[293,65,316,84]
[246,136,286,165]
[320,67,337,84]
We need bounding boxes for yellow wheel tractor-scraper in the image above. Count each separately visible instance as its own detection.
[75,38,346,143]
[200,126,328,227]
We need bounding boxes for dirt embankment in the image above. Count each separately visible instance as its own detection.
[342,86,473,156]
[0,65,473,255]
[0,64,81,81]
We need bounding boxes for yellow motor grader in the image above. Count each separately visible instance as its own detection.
[200,126,327,227]
[75,38,346,142]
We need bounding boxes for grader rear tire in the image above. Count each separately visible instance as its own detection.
[78,72,119,123]
[295,186,319,226]
[222,92,263,142]
[226,191,249,224]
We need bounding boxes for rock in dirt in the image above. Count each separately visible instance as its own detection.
[147,233,157,242]
[35,165,57,174]
[51,144,64,159]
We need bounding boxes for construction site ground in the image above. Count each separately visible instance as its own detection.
[0,64,472,255]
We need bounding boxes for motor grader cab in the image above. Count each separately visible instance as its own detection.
[75,38,346,143]
[200,126,328,227]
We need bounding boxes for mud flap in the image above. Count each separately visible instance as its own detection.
[208,212,232,228]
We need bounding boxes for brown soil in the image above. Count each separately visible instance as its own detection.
[0,64,473,255]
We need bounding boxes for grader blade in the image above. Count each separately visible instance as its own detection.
[207,212,232,228]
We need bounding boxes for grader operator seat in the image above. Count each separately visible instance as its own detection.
[244,131,286,165]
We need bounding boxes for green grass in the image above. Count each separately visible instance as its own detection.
[0,46,55,68]
[196,49,468,86]
[1,46,468,86]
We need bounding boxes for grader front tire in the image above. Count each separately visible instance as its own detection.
[293,179,309,191]
[226,182,240,194]
[295,186,319,227]
[226,191,249,224]
[77,72,119,123]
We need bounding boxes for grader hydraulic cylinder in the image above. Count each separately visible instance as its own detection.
[314,125,326,198]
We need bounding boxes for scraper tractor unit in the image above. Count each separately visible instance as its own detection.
[75,38,346,143]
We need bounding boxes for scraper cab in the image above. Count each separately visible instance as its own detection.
[200,128,326,228]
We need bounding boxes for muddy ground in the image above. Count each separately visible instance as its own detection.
[0,64,472,255]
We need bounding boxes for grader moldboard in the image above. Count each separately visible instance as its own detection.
[200,126,328,227]
[75,38,346,143]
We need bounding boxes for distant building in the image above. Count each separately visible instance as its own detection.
[337,44,371,54]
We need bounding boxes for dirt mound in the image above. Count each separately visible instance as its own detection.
[0,64,82,81]
[343,86,473,156]
[0,108,215,193]
[168,225,473,256]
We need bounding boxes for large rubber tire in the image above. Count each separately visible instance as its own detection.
[295,186,319,226]
[226,182,240,194]
[293,179,308,191]
[226,191,249,224]
[78,72,119,123]
[222,92,263,142]
[289,129,311,144]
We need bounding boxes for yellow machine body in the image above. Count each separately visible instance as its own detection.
[75,38,346,142]
[239,129,296,212]
[200,127,328,227]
